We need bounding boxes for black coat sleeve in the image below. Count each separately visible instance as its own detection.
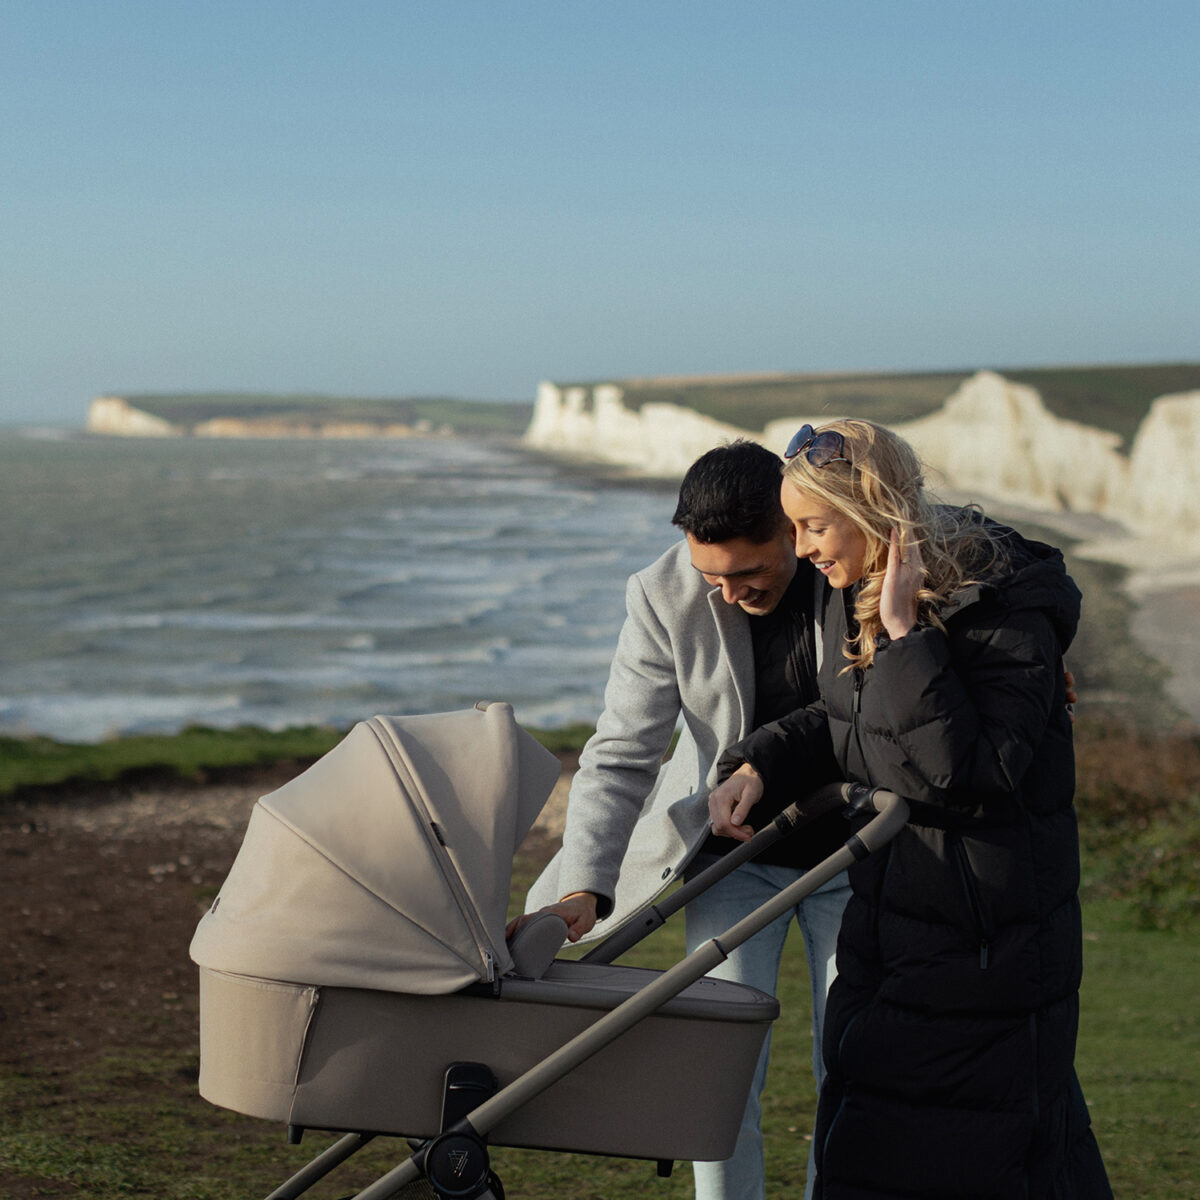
[859,607,1063,807]
[717,697,838,790]
[722,602,1067,813]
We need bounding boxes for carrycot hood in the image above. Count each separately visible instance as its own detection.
[190,702,561,994]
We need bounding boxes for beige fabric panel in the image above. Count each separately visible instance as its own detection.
[196,968,318,1121]
[190,703,562,993]
[191,803,488,992]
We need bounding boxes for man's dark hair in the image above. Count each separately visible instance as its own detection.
[671,440,788,544]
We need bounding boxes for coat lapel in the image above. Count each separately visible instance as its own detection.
[708,586,755,741]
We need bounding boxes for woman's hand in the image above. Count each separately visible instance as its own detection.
[880,527,923,639]
[505,892,598,944]
[708,763,764,843]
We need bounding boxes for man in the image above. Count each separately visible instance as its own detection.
[523,439,849,1200]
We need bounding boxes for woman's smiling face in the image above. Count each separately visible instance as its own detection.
[781,481,868,589]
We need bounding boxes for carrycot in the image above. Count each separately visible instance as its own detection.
[190,702,779,1165]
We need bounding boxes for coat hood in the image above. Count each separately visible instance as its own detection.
[941,527,1081,655]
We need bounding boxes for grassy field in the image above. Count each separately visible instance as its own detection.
[0,722,597,799]
[0,871,1193,1198]
[484,895,1197,1200]
[0,717,1196,1200]
[0,714,1195,1197]
[0,725,345,797]
[1001,363,1200,448]
[612,370,972,431]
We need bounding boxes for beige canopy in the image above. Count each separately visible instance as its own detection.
[189,702,561,994]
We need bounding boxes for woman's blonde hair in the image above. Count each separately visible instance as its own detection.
[782,418,1007,670]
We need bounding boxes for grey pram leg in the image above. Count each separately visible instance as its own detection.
[266,1065,502,1200]
[264,1132,375,1200]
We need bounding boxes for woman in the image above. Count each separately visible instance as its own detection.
[709,420,1110,1199]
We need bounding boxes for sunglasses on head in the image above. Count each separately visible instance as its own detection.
[784,424,850,468]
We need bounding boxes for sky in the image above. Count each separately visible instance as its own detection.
[2,1,1197,425]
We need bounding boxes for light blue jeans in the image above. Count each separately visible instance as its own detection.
[685,859,851,1200]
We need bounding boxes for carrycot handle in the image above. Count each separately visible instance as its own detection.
[583,783,907,966]
[837,784,907,858]
[583,780,847,966]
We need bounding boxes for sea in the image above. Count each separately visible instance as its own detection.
[1,430,682,743]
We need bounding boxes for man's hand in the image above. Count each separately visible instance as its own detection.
[707,763,764,843]
[506,891,599,944]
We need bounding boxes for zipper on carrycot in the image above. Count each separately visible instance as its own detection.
[364,716,500,984]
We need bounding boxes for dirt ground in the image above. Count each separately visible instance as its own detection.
[0,758,575,1138]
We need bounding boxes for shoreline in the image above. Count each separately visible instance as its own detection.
[941,489,1200,729]
[4,440,1196,760]
[537,453,1200,728]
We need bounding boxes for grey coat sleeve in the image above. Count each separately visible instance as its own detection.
[552,569,684,917]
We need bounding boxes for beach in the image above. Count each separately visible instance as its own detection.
[1105,552,1200,726]
[942,490,1200,730]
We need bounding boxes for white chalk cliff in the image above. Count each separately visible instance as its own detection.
[85,396,435,440]
[526,371,1200,557]
[523,383,751,477]
[87,396,178,437]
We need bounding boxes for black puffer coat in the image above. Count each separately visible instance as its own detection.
[728,532,1111,1199]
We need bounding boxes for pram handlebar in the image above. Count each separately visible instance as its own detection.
[582,780,876,966]
[352,786,909,1200]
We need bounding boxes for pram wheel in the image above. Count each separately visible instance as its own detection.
[382,1172,503,1200]
[423,1130,501,1199]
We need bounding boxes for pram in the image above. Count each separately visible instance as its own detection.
[190,702,908,1199]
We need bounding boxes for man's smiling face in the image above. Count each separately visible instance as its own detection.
[686,531,798,616]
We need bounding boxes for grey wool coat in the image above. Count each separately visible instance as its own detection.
[527,539,782,935]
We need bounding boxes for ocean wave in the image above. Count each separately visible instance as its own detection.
[327,637,514,671]
[61,603,514,635]
[65,610,356,634]
[0,692,246,743]
[5,435,682,741]
[340,524,494,546]
[509,694,611,729]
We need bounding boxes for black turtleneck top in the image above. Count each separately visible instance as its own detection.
[699,559,844,868]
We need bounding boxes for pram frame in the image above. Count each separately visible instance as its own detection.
[258,782,908,1200]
